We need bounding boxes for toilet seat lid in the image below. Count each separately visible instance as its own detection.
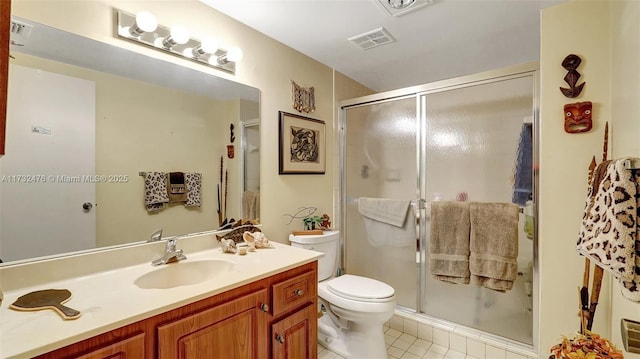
[327,274,395,302]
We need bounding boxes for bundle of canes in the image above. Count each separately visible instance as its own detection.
[580,122,608,334]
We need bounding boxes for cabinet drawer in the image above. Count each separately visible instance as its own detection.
[272,270,316,317]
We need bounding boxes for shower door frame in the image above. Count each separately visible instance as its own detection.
[338,62,540,351]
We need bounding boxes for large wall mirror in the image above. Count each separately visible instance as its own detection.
[0,17,260,264]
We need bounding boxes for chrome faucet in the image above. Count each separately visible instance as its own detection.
[152,237,187,266]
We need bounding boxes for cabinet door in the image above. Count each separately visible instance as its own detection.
[74,333,145,359]
[272,304,317,359]
[157,289,269,359]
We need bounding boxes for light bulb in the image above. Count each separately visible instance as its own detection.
[200,37,219,54]
[170,25,190,45]
[226,47,243,62]
[135,11,157,33]
[182,47,195,57]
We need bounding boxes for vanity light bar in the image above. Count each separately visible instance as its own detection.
[116,10,241,75]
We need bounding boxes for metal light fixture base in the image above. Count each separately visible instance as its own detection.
[116,10,236,75]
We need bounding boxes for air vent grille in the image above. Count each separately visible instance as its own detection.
[348,27,395,50]
[621,318,640,354]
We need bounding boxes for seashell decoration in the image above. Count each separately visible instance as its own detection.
[220,238,237,254]
[216,225,261,244]
[242,232,273,248]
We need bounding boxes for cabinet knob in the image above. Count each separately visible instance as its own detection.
[260,303,269,312]
[293,289,304,296]
[275,334,285,344]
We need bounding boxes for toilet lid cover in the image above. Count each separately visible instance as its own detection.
[327,274,395,301]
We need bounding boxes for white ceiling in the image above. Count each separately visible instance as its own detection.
[201,0,566,92]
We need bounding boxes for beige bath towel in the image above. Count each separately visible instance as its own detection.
[242,191,260,219]
[469,202,520,292]
[358,197,415,247]
[143,171,169,212]
[429,201,471,284]
[166,172,188,203]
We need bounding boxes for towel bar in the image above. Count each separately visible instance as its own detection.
[624,158,640,170]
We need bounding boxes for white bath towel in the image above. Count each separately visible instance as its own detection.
[358,197,415,247]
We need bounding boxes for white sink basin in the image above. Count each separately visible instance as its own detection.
[134,259,235,289]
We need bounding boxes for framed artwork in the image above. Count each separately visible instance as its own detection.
[278,111,325,174]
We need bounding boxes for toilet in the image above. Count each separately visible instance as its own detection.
[289,230,395,359]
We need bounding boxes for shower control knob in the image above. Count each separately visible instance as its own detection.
[275,334,285,344]
[293,289,304,296]
[260,303,269,312]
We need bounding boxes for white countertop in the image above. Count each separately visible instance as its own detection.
[0,238,322,359]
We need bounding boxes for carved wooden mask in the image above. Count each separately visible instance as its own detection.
[564,101,592,133]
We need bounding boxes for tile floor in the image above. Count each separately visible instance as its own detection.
[317,325,481,359]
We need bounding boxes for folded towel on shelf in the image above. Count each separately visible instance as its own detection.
[358,197,415,247]
[242,191,260,219]
[429,201,471,284]
[166,172,188,203]
[512,123,533,206]
[577,158,640,302]
[469,202,520,292]
[143,171,169,212]
[184,172,202,207]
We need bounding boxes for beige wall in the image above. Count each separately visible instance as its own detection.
[610,0,640,357]
[539,0,612,351]
[10,0,373,245]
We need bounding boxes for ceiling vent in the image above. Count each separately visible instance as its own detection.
[375,0,434,17]
[348,27,395,50]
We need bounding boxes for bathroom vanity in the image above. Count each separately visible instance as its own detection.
[0,235,321,359]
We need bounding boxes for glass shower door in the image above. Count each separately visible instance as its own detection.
[343,96,419,309]
[421,76,534,344]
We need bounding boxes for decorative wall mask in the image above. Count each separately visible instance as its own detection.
[560,54,585,98]
[291,81,316,113]
[564,101,592,133]
[229,123,235,143]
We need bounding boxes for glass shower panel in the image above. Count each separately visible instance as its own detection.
[421,76,534,344]
[344,97,418,309]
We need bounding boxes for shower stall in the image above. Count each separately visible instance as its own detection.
[339,64,538,347]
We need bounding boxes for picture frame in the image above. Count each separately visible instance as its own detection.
[278,111,326,174]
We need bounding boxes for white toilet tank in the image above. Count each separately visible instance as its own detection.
[289,230,339,281]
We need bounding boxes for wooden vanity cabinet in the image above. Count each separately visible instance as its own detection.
[34,261,317,359]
